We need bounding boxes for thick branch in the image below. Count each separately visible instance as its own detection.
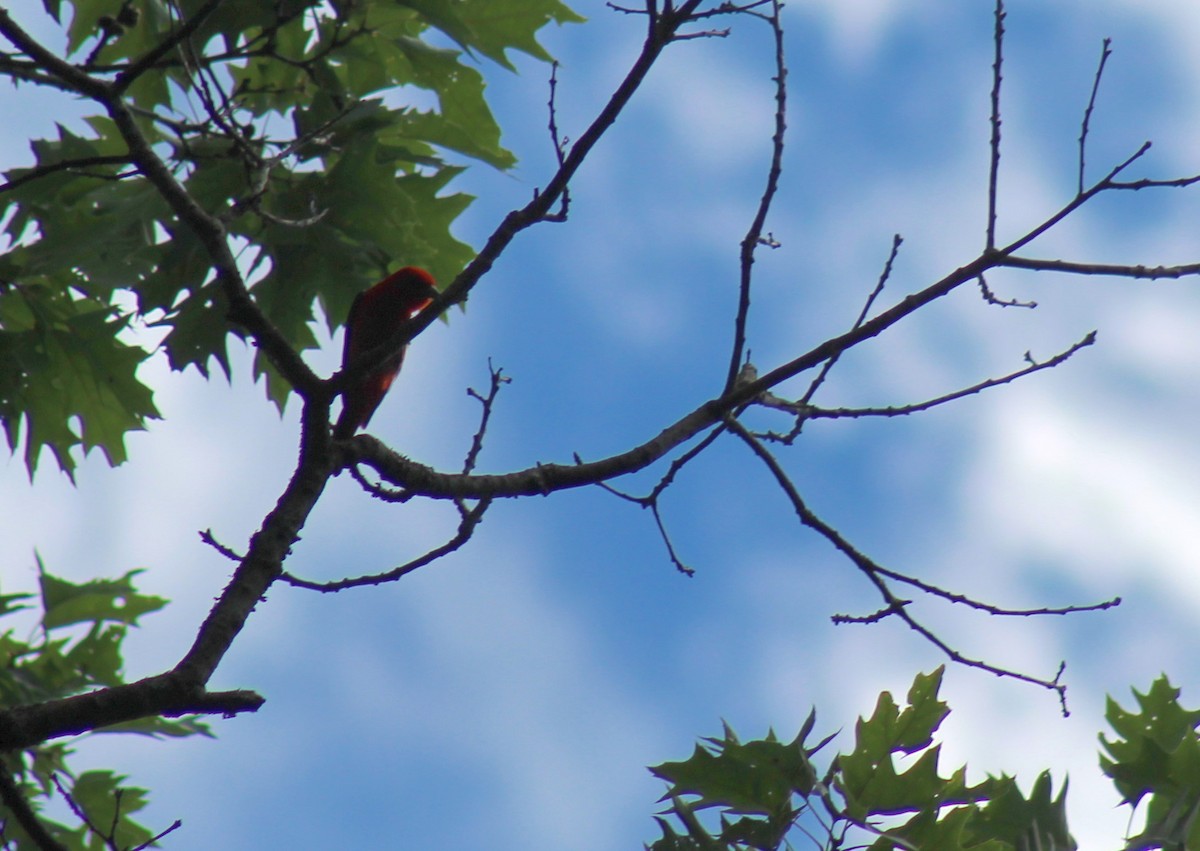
[173,406,336,684]
[347,252,1003,499]
[0,676,262,752]
[350,401,724,498]
[0,0,724,749]
[0,10,109,99]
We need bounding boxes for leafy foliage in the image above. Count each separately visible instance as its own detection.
[0,557,206,849]
[648,668,1083,850]
[649,671,1200,849]
[1101,677,1200,849]
[0,0,582,476]
[0,280,159,481]
[650,715,830,849]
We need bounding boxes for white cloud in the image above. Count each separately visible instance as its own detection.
[794,0,940,67]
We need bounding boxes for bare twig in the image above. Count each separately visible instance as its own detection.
[1106,172,1200,191]
[131,820,183,851]
[0,155,137,194]
[871,565,1120,618]
[0,760,67,851]
[999,256,1200,279]
[51,775,104,846]
[650,501,695,576]
[347,465,414,502]
[723,415,1072,714]
[977,272,1036,308]
[464,361,510,475]
[690,0,775,19]
[199,529,243,562]
[725,0,787,394]
[799,234,903,410]
[585,425,719,576]
[648,425,728,502]
[1078,38,1114,195]
[986,0,1006,250]
[762,332,1097,422]
[592,482,694,575]
[999,141,1151,256]
[543,61,570,222]
[112,0,224,94]
[281,498,491,591]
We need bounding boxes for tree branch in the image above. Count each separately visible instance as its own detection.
[722,415,1071,714]
[335,0,711,387]
[999,256,1200,279]
[0,10,110,99]
[985,0,1005,250]
[0,155,137,194]
[280,498,492,592]
[111,0,225,94]
[1077,37,1113,195]
[725,0,787,393]
[0,759,67,851]
[762,331,1097,422]
[0,677,263,752]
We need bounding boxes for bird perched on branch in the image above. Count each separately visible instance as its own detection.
[333,266,439,439]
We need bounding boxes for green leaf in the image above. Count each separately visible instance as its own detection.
[1100,677,1200,849]
[401,0,586,70]
[5,0,582,476]
[157,283,237,380]
[0,557,201,847]
[389,36,515,169]
[967,773,1076,850]
[649,712,834,850]
[100,714,214,739]
[39,566,167,630]
[834,668,985,822]
[62,623,127,687]
[0,284,159,480]
[68,770,155,849]
[1100,676,1200,807]
[870,804,1008,851]
[651,721,823,815]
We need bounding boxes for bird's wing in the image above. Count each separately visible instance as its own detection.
[342,290,368,367]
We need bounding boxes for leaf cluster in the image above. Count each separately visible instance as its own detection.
[0,0,581,477]
[1101,677,1200,849]
[0,556,205,849]
[650,669,1200,850]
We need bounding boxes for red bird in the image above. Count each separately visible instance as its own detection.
[333,266,438,439]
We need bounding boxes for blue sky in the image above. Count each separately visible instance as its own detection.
[5,1,1200,848]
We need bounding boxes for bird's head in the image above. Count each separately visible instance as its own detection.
[381,266,439,314]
